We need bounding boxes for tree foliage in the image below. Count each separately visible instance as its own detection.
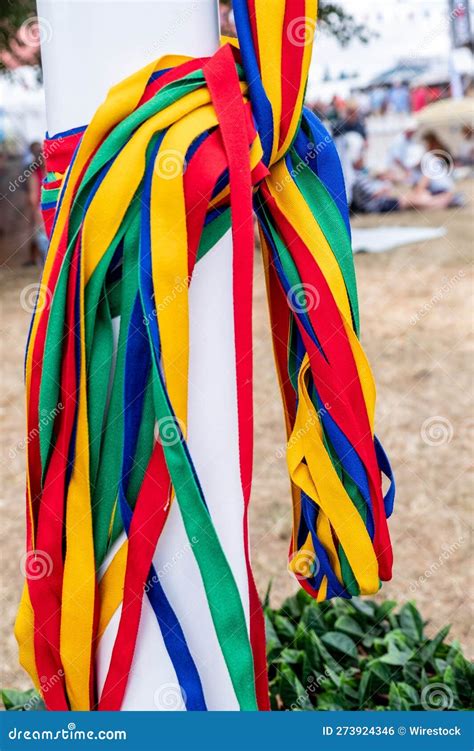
[0,0,38,69]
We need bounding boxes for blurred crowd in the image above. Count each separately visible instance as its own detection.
[314,81,450,124]
[309,93,473,216]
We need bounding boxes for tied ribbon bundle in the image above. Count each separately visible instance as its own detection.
[16,0,394,712]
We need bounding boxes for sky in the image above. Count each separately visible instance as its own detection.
[308,0,471,97]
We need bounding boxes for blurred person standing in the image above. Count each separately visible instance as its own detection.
[346,132,457,214]
[458,125,474,166]
[370,86,387,115]
[333,99,367,140]
[389,81,411,114]
[411,85,429,112]
[386,118,419,180]
[23,141,47,266]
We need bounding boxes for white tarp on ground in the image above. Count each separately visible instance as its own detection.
[352,226,446,253]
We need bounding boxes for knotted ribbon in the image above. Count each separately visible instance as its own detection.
[16,0,394,712]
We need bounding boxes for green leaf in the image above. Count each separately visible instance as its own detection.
[389,682,411,710]
[262,581,272,609]
[351,598,376,619]
[276,648,304,666]
[366,659,394,699]
[264,612,282,661]
[380,644,414,666]
[420,625,451,666]
[398,602,424,642]
[1,688,43,711]
[273,614,296,642]
[321,631,358,660]
[394,682,420,708]
[280,594,303,621]
[301,631,324,674]
[278,664,312,710]
[335,615,365,639]
[301,603,326,634]
[358,670,371,705]
[375,600,398,622]
[316,691,348,710]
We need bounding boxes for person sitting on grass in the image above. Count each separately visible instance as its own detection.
[346,132,457,214]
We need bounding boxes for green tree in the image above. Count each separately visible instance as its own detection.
[0,0,38,69]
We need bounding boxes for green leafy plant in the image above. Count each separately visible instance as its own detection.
[265,590,474,711]
[2,594,472,711]
[0,688,44,711]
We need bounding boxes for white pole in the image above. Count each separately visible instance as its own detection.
[37,0,251,710]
